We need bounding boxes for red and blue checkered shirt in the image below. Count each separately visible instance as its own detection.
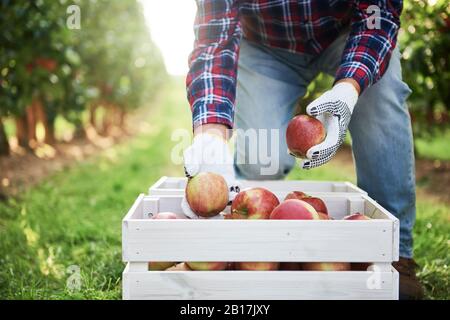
[187,0,402,129]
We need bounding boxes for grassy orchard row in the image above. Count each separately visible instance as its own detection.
[0,0,166,156]
[147,172,373,273]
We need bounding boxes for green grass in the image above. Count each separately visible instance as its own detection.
[415,129,450,161]
[0,77,448,299]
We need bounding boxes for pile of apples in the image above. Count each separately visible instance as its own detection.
[149,172,372,272]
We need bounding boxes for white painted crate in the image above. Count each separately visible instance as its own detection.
[122,192,399,300]
[148,176,366,197]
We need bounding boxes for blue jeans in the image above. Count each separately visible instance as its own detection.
[233,34,416,258]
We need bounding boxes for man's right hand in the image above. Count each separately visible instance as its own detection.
[181,125,240,219]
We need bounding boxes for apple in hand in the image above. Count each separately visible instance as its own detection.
[185,172,229,218]
[230,188,280,219]
[286,115,326,158]
[185,262,228,271]
[270,199,319,220]
[235,262,280,271]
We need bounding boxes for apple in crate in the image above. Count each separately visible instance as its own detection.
[235,262,280,271]
[230,188,280,219]
[301,262,351,271]
[185,172,229,218]
[351,263,372,271]
[270,199,320,220]
[286,115,326,158]
[280,262,302,270]
[185,262,228,271]
[151,212,178,219]
[148,261,176,271]
[284,191,307,199]
[284,192,329,214]
[343,213,371,220]
[317,212,330,220]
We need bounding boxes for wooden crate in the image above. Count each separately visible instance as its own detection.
[148,176,366,197]
[122,192,399,300]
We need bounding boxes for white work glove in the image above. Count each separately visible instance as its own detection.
[181,133,241,219]
[302,81,359,169]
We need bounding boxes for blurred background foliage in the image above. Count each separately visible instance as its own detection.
[0,0,166,155]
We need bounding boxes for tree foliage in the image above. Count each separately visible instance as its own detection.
[399,0,450,136]
[0,0,166,154]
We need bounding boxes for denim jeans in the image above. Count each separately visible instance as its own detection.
[233,34,416,258]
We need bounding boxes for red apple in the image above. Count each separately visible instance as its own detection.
[343,213,371,220]
[151,212,178,219]
[185,262,228,271]
[280,262,302,270]
[351,263,372,271]
[270,199,319,220]
[317,212,330,220]
[301,262,351,271]
[230,188,280,219]
[284,191,308,200]
[226,262,235,270]
[300,197,328,214]
[235,262,280,271]
[185,172,229,217]
[286,115,326,158]
[284,192,328,214]
[166,263,191,271]
[148,261,176,271]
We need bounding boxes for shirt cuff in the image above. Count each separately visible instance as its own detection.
[192,103,234,130]
[335,61,373,94]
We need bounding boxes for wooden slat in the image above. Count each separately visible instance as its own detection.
[123,219,393,262]
[122,263,130,300]
[122,194,145,261]
[140,194,394,220]
[362,195,400,261]
[148,178,366,196]
[123,269,397,300]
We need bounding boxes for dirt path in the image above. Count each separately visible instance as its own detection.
[334,145,450,204]
[0,106,154,200]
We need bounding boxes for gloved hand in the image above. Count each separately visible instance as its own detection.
[301,81,359,169]
[181,133,240,219]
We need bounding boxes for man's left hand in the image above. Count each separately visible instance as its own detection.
[302,80,359,169]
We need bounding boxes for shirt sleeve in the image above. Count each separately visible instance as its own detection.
[186,0,242,129]
[335,1,403,93]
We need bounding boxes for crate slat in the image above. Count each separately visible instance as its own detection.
[123,218,393,262]
[122,266,398,300]
[148,177,367,196]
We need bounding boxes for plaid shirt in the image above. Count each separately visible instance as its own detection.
[187,0,402,129]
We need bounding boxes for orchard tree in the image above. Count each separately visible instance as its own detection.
[74,0,166,134]
[0,0,166,155]
[400,0,450,137]
[0,0,81,150]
